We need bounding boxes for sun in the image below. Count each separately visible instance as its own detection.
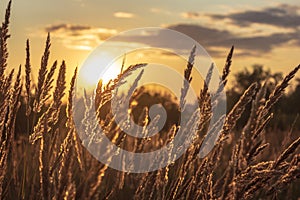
[101,61,122,84]
[80,52,123,88]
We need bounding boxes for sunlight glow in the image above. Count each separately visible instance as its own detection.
[101,61,122,83]
[80,52,122,87]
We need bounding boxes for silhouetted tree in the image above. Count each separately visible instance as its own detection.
[232,64,282,93]
[227,65,283,129]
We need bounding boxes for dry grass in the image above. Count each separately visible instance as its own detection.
[0,1,299,199]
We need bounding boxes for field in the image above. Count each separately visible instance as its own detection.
[0,1,300,199]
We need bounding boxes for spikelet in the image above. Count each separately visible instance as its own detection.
[5,65,22,143]
[221,45,234,86]
[243,81,267,135]
[199,63,214,103]
[38,61,58,110]
[198,63,214,131]
[67,67,83,170]
[251,113,273,140]
[221,83,258,138]
[52,61,66,107]
[63,183,76,200]
[49,61,66,124]
[0,141,8,198]
[1,68,14,99]
[247,143,269,163]
[267,154,300,195]
[124,69,144,103]
[88,165,109,199]
[180,45,195,109]
[282,114,299,147]
[66,67,77,125]
[0,69,14,137]
[56,133,75,200]
[25,39,32,116]
[259,64,300,120]
[97,63,147,109]
[0,0,11,85]
[272,136,300,169]
[39,117,50,200]
[33,33,51,113]
[212,46,234,103]
[29,61,66,144]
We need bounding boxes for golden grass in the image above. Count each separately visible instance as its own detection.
[0,1,299,199]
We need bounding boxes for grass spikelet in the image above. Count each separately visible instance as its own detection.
[272,136,300,169]
[38,117,50,200]
[33,33,51,113]
[97,63,147,109]
[38,61,58,109]
[0,0,11,83]
[251,113,273,140]
[63,183,76,200]
[260,64,300,119]
[212,46,234,103]
[67,67,83,169]
[2,68,14,98]
[49,61,66,123]
[180,45,196,108]
[221,45,234,86]
[0,142,8,199]
[221,83,258,138]
[199,63,214,102]
[29,61,66,144]
[25,39,32,116]
[247,143,269,163]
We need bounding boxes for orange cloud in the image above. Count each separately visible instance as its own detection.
[114,12,135,19]
[181,12,201,19]
[44,23,117,50]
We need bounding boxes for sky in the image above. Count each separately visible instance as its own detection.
[2,0,300,87]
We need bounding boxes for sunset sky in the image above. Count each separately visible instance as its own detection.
[3,0,300,86]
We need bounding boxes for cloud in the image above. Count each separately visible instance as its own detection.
[169,24,299,55]
[171,24,295,49]
[168,5,300,56]
[110,23,299,57]
[114,12,135,19]
[208,4,300,29]
[45,24,92,32]
[114,24,233,51]
[42,4,300,57]
[44,23,117,50]
[167,24,233,45]
[181,12,201,19]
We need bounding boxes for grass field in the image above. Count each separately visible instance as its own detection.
[0,1,300,199]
